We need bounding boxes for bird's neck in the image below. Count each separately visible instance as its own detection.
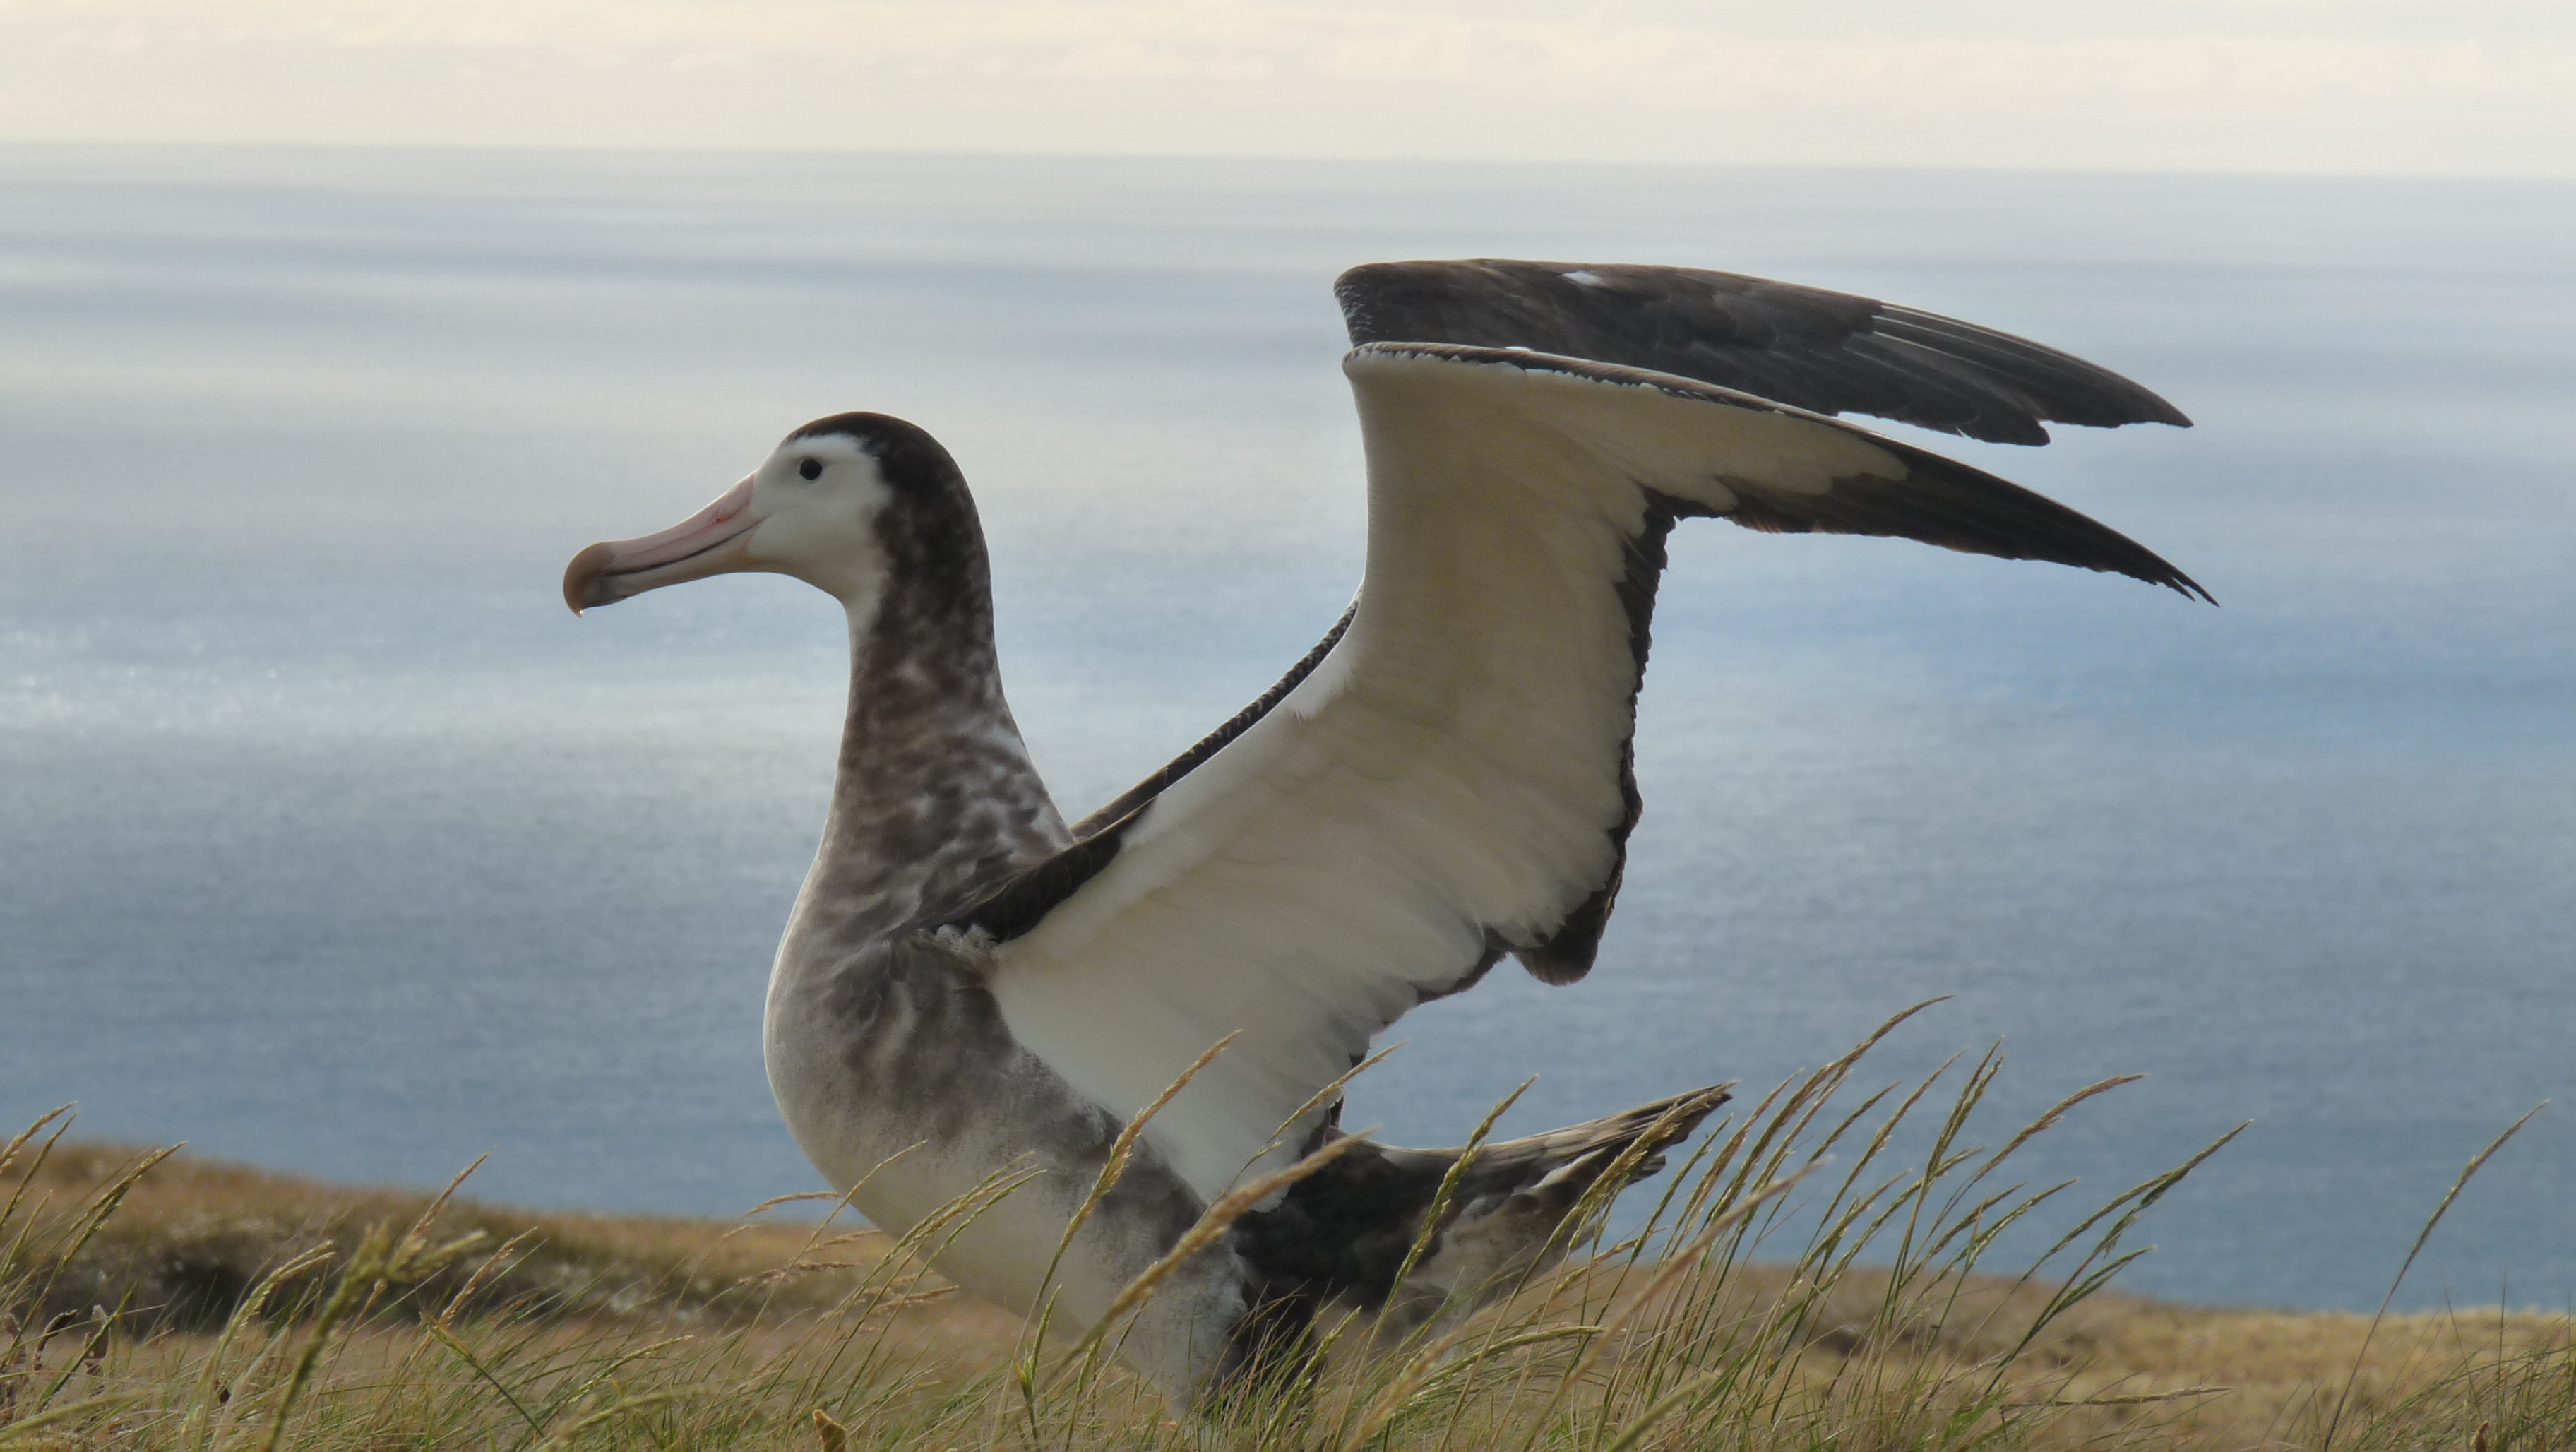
[787,575,1071,956]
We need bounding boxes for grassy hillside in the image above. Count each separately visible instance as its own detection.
[7,1034,2569,1450]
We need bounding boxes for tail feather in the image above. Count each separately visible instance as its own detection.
[1453,1085,1733,1218]
[1222,1083,1731,1384]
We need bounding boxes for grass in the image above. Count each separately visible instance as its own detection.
[4,1013,2568,1451]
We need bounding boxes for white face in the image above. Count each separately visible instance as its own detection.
[739,433,895,605]
[563,429,895,614]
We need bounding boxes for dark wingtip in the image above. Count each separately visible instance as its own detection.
[2127,541,2214,606]
[2128,391,2194,432]
[2095,543,2213,605]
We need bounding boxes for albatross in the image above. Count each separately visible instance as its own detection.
[563,259,2200,1407]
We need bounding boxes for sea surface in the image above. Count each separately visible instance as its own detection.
[2,147,2570,1314]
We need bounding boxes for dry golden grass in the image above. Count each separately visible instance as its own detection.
[1551,1260,2573,1448]
[6,1021,2569,1451]
[4,1138,1018,1347]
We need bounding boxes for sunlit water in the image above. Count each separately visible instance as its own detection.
[3,147,2570,1312]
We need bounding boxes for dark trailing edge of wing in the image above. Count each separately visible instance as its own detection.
[1373,343,2214,605]
[938,828,1126,943]
[940,602,1361,944]
[1335,259,2193,447]
[1065,601,1358,842]
[1508,499,1682,985]
[945,314,2204,955]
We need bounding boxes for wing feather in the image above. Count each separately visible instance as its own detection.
[1336,260,2193,445]
[985,343,2201,1204]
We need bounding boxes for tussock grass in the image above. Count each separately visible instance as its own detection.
[4,1014,2567,1451]
[0,1136,970,1333]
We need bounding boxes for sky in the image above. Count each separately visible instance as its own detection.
[3,0,2572,175]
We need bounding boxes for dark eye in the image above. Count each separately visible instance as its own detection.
[797,458,823,480]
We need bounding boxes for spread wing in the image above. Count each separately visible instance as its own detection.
[977,343,2202,1203]
[1337,260,2193,446]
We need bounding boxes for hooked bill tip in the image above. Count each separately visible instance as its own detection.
[563,542,617,617]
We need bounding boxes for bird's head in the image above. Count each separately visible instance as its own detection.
[564,412,983,619]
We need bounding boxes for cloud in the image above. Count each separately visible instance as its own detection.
[22,1,2572,96]
[5,0,2572,172]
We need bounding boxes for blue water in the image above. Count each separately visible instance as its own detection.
[3,147,2570,1314]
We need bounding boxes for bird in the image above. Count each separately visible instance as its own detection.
[562,258,2200,1408]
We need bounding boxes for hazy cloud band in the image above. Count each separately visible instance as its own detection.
[6,1,2571,173]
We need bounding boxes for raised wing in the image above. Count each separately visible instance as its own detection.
[978,344,2202,1204]
[1337,260,2193,446]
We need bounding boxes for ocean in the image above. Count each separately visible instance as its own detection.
[2,146,2569,1313]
